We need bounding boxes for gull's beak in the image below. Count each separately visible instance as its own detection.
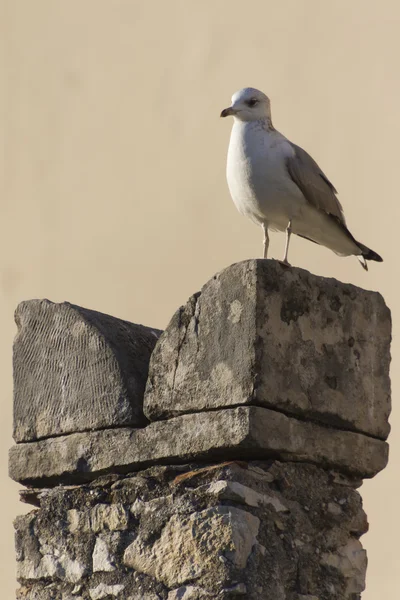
[220,106,235,118]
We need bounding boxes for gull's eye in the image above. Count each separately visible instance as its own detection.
[247,98,258,107]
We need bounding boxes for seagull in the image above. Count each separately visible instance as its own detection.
[220,87,382,270]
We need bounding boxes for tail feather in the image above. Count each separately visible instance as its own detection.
[327,215,383,267]
[296,218,382,271]
[357,256,368,271]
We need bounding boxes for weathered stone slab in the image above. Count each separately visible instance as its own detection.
[13,299,161,442]
[144,260,391,440]
[9,406,388,485]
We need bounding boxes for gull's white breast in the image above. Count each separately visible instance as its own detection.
[226,120,305,230]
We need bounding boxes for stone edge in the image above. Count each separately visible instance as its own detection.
[9,406,388,486]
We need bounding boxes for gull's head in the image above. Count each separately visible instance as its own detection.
[220,87,271,122]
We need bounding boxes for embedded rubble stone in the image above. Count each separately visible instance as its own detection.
[88,583,125,599]
[124,506,260,587]
[204,480,289,512]
[320,538,367,595]
[13,461,370,599]
[167,587,212,599]
[9,406,388,486]
[68,503,129,533]
[144,259,391,440]
[13,299,161,442]
[92,534,119,572]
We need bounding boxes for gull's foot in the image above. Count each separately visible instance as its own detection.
[278,259,291,268]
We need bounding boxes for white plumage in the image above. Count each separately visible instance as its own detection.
[221,87,382,270]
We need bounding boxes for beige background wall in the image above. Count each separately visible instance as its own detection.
[2,0,399,596]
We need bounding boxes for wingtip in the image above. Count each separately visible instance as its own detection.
[363,248,383,263]
[357,242,383,264]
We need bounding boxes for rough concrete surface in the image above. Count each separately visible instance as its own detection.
[144,260,391,440]
[13,299,161,442]
[9,406,388,486]
[14,461,369,599]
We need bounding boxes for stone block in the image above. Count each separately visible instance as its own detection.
[92,533,120,572]
[88,583,125,599]
[9,406,388,486]
[203,480,289,512]
[144,260,391,440]
[13,299,161,442]
[68,504,129,533]
[124,505,260,587]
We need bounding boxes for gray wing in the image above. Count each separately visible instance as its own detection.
[286,142,346,224]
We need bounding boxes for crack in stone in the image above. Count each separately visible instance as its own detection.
[170,293,201,401]
[193,293,201,354]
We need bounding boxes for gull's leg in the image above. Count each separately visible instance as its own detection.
[282,220,292,265]
[262,223,269,259]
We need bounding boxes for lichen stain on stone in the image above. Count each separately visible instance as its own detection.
[228,300,243,324]
[280,289,310,325]
[209,362,237,399]
[329,295,343,312]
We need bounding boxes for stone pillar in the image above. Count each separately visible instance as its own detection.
[9,260,391,600]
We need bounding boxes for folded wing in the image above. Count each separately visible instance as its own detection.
[286,142,345,224]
